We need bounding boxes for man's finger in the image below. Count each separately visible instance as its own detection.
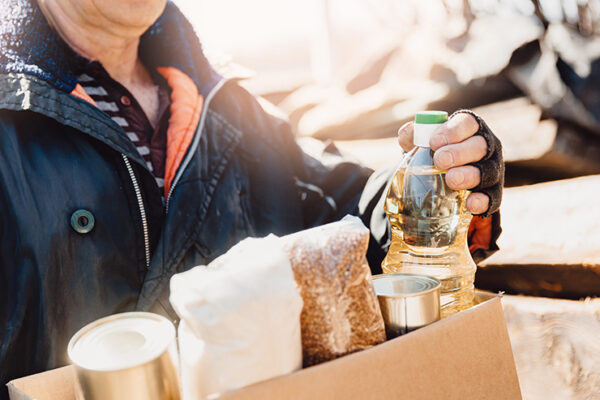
[430,113,479,150]
[445,165,481,190]
[433,135,487,170]
[466,192,490,215]
[397,122,415,152]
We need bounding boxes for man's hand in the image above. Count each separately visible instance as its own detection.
[397,111,504,216]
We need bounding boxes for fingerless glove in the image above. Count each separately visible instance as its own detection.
[452,110,504,216]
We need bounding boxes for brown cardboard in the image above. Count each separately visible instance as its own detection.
[220,296,521,400]
[7,366,76,400]
[7,296,521,400]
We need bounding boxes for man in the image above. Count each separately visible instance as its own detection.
[0,0,503,396]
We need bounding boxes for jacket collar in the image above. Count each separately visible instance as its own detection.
[0,0,222,98]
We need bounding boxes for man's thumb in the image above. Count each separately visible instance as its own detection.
[397,122,415,152]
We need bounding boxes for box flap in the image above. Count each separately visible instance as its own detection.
[220,296,521,400]
[7,366,76,400]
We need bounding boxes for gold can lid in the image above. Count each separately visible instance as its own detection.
[68,312,175,372]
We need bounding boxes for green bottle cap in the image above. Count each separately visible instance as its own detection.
[415,111,448,124]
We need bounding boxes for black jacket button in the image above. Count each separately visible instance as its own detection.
[71,209,95,234]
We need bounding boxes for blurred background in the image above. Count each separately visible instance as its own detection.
[175,1,600,398]
[179,0,600,180]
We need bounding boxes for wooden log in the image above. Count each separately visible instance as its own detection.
[334,137,402,171]
[476,175,600,298]
[510,122,600,177]
[498,293,600,400]
[293,79,449,140]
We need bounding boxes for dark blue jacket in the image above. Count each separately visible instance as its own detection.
[0,1,392,395]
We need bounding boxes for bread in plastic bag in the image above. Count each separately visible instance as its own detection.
[169,236,303,399]
[282,215,386,367]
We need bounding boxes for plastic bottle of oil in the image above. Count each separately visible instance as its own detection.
[382,111,476,317]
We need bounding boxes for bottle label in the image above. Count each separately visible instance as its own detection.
[413,123,442,148]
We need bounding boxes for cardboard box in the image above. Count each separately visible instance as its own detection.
[7,296,521,400]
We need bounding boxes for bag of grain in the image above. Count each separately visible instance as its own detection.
[170,236,303,400]
[282,215,386,366]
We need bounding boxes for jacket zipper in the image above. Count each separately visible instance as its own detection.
[119,78,228,267]
[165,78,228,214]
[122,154,151,268]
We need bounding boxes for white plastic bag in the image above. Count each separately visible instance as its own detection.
[170,236,303,400]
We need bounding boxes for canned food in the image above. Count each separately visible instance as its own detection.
[68,312,180,400]
[372,273,441,339]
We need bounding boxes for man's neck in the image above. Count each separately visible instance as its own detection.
[39,0,145,87]
[38,0,162,125]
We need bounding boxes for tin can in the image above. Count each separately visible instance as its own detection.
[68,312,180,400]
[372,273,441,339]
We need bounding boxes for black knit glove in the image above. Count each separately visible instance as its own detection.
[451,110,504,216]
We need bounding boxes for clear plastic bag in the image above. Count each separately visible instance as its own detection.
[282,215,386,366]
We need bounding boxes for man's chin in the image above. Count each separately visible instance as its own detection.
[91,0,167,30]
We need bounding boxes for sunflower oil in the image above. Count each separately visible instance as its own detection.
[382,111,476,318]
